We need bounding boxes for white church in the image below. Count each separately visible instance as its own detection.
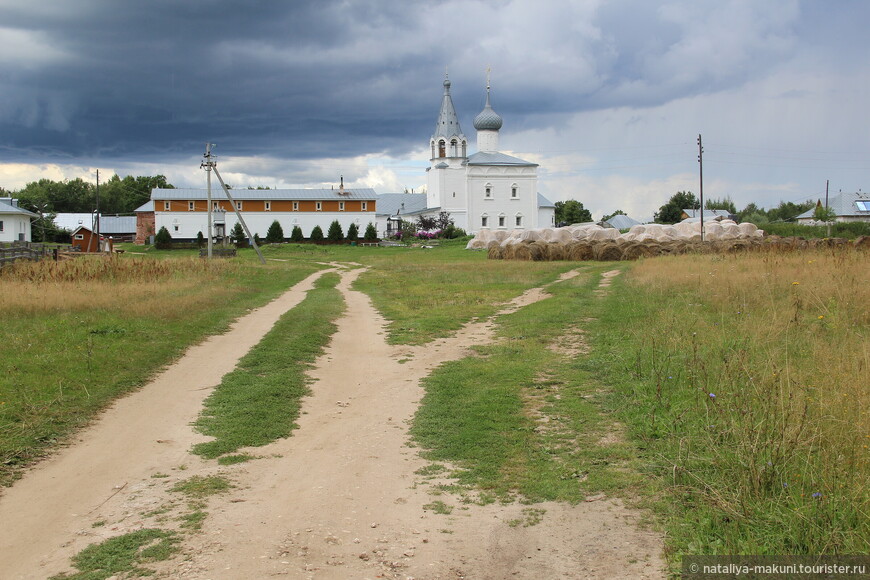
[381,76,555,235]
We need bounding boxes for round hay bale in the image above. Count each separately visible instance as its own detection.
[512,243,534,261]
[520,229,542,242]
[566,241,594,261]
[529,240,549,261]
[621,242,654,260]
[594,241,624,261]
[589,227,620,241]
[547,243,568,261]
[487,244,504,260]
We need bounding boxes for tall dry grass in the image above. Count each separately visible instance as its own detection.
[599,246,869,554]
[0,256,238,316]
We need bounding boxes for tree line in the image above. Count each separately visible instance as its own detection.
[554,192,815,226]
[3,175,174,241]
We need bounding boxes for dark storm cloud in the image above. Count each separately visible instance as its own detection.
[0,0,437,162]
[2,0,868,209]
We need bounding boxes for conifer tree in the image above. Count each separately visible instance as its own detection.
[265,220,284,243]
[327,220,343,242]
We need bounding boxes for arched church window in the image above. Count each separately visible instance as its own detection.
[498,214,506,228]
[484,183,492,199]
[511,184,518,198]
[438,140,446,158]
[515,213,523,227]
[481,213,489,228]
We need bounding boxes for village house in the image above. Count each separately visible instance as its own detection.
[795,191,870,224]
[0,198,37,243]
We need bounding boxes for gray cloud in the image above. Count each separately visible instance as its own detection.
[1,0,868,214]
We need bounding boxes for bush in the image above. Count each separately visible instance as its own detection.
[290,225,304,242]
[443,224,467,239]
[253,233,262,246]
[155,226,173,249]
[327,220,343,242]
[762,221,870,240]
[310,225,324,242]
[196,231,205,248]
[363,222,378,242]
[265,220,284,243]
[347,222,359,241]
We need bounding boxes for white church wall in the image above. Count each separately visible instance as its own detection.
[466,166,538,235]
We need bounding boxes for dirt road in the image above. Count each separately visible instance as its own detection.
[0,265,663,579]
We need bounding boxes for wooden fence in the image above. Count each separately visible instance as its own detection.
[0,242,75,268]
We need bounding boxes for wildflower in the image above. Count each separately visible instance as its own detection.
[818,315,824,320]
[782,483,788,488]
[709,393,716,399]
[792,281,800,285]
[812,492,822,499]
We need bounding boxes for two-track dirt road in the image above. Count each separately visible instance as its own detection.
[0,265,663,579]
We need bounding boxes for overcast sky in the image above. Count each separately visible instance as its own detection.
[1,0,868,220]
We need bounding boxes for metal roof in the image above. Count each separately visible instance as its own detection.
[54,213,96,231]
[433,77,466,140]
[134,200,154,212]
[53,213,137,233]
[99,216,137,234]
[537,193,555,208]
[0,198,38,218]
[151,188,379,201]
[796,191,870,219]
[473,89,503,131]
[467,151,537,166]
[682,208,733,219]
[376,193,428,216]
[604,214,641,229]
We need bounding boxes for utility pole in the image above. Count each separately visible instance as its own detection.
[200,146,266,264]
[202,144,214,259]
[825,179,831,237]
[825,179,831,209]
[90,169,101,252]
[697,134,704,242]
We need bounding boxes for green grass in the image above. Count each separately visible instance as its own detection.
[0,259,319,487]
[50,529,179,580]
[191,272,343,459]
[410,264,640,502]
[586,250,870,559]
[169,475,234,499]
[226,239,579,345]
